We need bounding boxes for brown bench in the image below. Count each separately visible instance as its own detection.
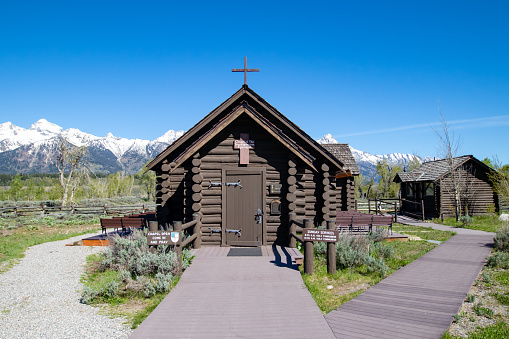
[100,218,124,234]
[336,211,393,235]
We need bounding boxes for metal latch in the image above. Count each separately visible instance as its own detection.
[255,208,262,224]
[226,228,242,237]
[208,180,222,188]
[226,179,242,188]
[208,227,222,235]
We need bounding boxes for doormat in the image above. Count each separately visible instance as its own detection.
[227,248,262,257]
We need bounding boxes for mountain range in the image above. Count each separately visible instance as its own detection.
[0,121,431,176]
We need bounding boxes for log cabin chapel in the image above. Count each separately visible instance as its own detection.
[146,60,358,247]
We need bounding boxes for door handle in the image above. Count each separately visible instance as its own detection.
[255,208,262,224]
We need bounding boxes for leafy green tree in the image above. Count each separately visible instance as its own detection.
[9,174,24,201]
[484,157,509,205]
[376,160,402,198]
[136,165,156,201]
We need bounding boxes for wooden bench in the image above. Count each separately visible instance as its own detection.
[100,218,124,234]
[120,217,147,231]
[335,211,393,235]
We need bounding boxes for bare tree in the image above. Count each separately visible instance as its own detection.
[433,106,462,221]
[55,137,87,206]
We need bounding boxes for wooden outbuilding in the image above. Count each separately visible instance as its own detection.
[394,155,499,219]
[146,85,357,247]
[321,144,360,211]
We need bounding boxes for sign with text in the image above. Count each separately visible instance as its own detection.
[234,139,255,149]
[147,231,181,246]
[302,229,339,243]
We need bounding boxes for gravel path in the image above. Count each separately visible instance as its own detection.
[0,232,132,339]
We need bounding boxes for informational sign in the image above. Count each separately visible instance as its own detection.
[302,229,339,243]
[234,139,255,149]
[147,231,181,246]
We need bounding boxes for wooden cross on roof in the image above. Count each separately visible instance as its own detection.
[232,57,259,85]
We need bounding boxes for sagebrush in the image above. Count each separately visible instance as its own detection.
[81,229,193,304]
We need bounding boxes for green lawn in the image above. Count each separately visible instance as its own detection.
[433,214,507,233]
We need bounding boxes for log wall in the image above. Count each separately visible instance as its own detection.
[154,114,344,245]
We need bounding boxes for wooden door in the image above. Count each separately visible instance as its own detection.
[223,169,264,246]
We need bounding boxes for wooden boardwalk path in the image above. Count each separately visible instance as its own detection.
[129,245,335,339]
[325,217,494,339]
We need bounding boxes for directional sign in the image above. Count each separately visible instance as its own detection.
[302,229,339,243]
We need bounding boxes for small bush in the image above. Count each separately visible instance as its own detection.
[473,302,494,318]
[80,286,100,304]
[494,225,509,252]
[104,281,119,298]
[460,215,473,226]
[154,272,173,293]
[466,294,476,303]
[486,252,509,269]
[314,241,327,256]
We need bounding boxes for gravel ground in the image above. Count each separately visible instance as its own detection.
[0,232,132,339]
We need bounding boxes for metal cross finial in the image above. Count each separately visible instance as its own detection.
[232,57,259,85]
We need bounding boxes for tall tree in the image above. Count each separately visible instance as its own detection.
[136,165,156,201]
[376,160,402,198]
[433,107,462,221]
[55,137,87,206]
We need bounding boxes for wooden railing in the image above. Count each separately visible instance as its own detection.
[0,204,156,217]
[355,199,399,220]
[288,213,336,275]
[149,213,201,276]
[400,198,425,221]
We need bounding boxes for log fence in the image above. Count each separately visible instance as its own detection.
[0,204,156,217]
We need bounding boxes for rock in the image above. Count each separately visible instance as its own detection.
[500,214,509,222]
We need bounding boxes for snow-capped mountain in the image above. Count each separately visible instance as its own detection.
[0,119,184,174]
[318,134,434,177]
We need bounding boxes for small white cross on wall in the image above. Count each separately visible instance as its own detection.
[234,133,255,165]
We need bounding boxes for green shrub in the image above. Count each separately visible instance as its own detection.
[371,241,394,260]
[473,302,494,318]
[460,215,473,226]
[104,281,119,298]
[466,294,476,303]
[334,233,389,276]
[494,225,509,252]
[486,252,509,269]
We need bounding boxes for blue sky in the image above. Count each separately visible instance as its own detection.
[1,1,508,162]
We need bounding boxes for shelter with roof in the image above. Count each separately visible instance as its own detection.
[321,144,360,211]
[147,85,358,247]
[394,155,499,219]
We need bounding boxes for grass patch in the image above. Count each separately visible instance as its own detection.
[468,322,509,338]
[302,224,453,313]
[393,223,455,242]
[0,215,100,271]
[433,214,506,233]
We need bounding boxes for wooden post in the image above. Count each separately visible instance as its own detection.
[394,202,398,223]
[303,219,314,275]
[355,200,358,211]
[148,221,158,253]
[174,221,183,276]
[327,219,336,274]
[193,213,201,249]
[421,200,425,221]
[375,198,378,215]
[289,212,296,248]
[368,199,371,214]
